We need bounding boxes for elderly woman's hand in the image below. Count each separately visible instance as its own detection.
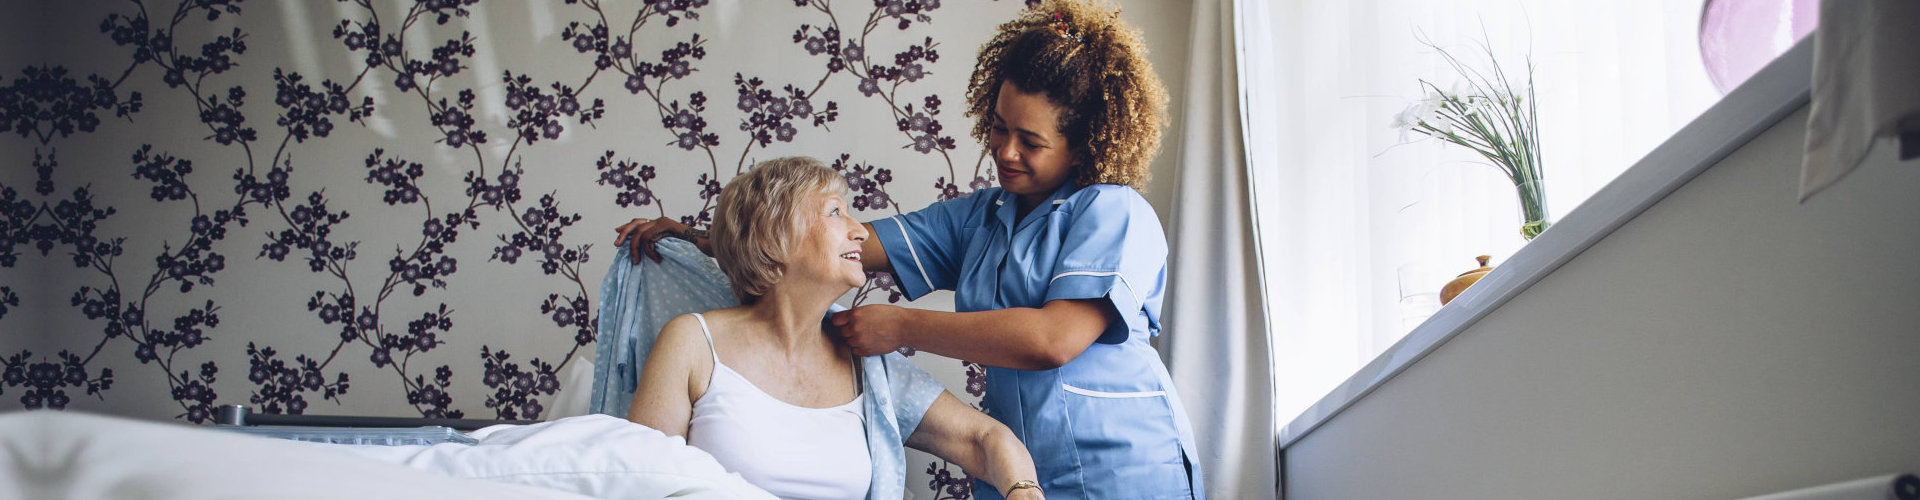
[829,304,913,356]
[613,217,692,264]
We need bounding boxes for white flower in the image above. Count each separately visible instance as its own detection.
[1390,105,1419,132]
[1392,96,1441,141]
[1423,103,1455,136]
[1422,90,1452,117]
[1390,106,1420,142]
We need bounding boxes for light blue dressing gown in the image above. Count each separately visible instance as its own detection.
[870,182,1205,500]
[590,240,943,500]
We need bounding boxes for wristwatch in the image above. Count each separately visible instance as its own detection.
[1006,479,1042,496]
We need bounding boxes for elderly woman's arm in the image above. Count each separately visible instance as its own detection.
[905,392,1046,500]
[625,315,708,437]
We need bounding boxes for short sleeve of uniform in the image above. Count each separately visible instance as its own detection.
[878,352,944,440]
[870,194,985,300]
[1044,186,1168,344]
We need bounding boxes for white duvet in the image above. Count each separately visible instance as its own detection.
[0,411,775,500]
[325,414,776,500]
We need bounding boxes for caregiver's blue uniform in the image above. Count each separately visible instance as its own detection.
[872,182,1204,500]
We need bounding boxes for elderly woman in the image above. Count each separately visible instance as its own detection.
[626,157,1044,500]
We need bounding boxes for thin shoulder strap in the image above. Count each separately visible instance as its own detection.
[851,352,863,394]
[690,313,718,366]
[831,314,863,394]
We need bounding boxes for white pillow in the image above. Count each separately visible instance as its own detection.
[327,415,775,500]
[545,354,596,419]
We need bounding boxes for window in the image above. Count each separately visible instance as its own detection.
[1241,0,1812,422]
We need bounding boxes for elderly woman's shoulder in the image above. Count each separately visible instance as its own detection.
[651,313,717,363]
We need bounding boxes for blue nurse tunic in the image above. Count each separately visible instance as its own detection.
[871,182,1205,499]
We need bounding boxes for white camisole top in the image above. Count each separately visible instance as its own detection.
[684,313,871,500]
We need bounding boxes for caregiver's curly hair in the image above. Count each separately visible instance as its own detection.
[967,0,1169,191]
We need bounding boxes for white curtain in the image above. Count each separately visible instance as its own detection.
[1161,0,1277,498]
[1239,0,1721,422]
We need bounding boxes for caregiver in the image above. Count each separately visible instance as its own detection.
[615,1,1202,498]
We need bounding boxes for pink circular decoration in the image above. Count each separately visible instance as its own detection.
[1699,0,1820,94]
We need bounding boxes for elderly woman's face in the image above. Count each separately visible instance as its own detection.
[790,188,868,291]
[988,81,1079,209]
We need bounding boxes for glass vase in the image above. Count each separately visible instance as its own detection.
[1517,179,1551,240]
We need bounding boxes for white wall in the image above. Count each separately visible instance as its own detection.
[1283,105,1920,499]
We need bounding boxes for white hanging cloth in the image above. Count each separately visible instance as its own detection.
[1800,0,1920,201]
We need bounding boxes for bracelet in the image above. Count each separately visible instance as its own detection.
[1006,479,1042,496]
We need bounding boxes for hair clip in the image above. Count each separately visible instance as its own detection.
[1050,13,1084,44]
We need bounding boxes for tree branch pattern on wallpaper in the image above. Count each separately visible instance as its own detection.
[3,0,1031,497]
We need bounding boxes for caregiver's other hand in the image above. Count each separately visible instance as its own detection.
[614,217,690,264]
[830,304,911,356]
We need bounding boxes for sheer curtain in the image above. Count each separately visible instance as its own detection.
[1162,0,1277,498]
[1238,0,1722,421]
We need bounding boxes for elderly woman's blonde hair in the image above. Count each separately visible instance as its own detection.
[710,156,848,304]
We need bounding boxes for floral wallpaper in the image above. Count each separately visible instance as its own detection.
[0,0,1184,497]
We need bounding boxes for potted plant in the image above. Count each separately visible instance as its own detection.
[1391,37,1550,240]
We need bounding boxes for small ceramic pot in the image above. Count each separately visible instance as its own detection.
[1439,255,1494,305]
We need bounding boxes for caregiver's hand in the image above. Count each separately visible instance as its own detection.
[829,304,912,356]
[613,217,692,264]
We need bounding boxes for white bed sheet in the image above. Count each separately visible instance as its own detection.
[0,411,776,500]
[324,414,775,500]
[0,410,596,500]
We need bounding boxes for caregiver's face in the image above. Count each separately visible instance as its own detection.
[988,80,1079,209]
[792,188,868,291]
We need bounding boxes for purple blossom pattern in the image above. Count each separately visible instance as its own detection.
[594,151,660,211]
[504,73,604,145]
[0,66,143,146]
[271,69,373,143]
[481,346,559,421]
[793,4,978,202]
[927,460,976,500]
[733,74,839,147]
[246,343,348,415]
[2,351,113,411]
